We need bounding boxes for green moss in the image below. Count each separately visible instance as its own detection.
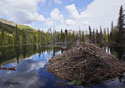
[69,79,82,85]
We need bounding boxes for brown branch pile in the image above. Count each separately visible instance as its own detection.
[47,43,125,84]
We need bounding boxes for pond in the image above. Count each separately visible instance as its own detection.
[0,45,124,88]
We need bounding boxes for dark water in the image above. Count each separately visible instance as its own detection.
[103,46,125,60]
[0,45,125,88]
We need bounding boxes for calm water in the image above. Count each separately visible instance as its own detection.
[0,45,124,88]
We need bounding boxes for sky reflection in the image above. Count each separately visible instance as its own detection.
[0,48,124,88]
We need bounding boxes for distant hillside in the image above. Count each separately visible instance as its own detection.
[0,18,17,26]
[17,24,36,32]
[0,22,17,34]
[0,18,36,34]
[0,18,48,47]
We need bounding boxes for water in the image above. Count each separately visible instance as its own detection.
[103,46,125,60]
[0,45,124,88]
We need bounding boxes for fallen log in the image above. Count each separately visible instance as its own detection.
[0,67,15,71]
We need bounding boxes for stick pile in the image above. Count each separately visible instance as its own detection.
[47,43,125,84]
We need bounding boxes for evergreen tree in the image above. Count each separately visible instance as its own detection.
[60,29,63,42]
[65,29,68,45]
[107,28,110,42]
[82,31,85,42]
[103,28,107,42]
[22,31,27,45]
[92,29,96,43]
[117,5,125,45]
[14,25,20,46]
[1,25,5,46]
[110,21,114,42]
[96,29,99,43]
[89,26,92,42]
[99,26,103,44]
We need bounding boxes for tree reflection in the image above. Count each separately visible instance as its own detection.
[0,45,62,65]
[22,45,27,58]
[110,46,125,60]
[15,46,20,64]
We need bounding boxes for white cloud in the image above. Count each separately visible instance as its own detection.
[65,0,125,30]
[51,8,64,23]
[0,0,124,31]
[65,19,75,26]
[64,4,89,30]
[45,18,55,26]
[45,8,64,26]
[54,0,62,4]
[0,0,45,24]
[65,4,89,19]
[82,0,125,29]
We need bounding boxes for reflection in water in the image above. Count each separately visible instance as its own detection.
[111,46,125,60]
[0,45,124,88]
[103,46,125,60]
[0,46,70,88]
[22,45,27,58]
[15,46,20,64]
[0,45,64,65]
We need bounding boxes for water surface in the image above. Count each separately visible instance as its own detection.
[0,45,124,88]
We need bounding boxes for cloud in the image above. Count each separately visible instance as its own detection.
[65,19,75,26]
[0,0,45,24]
[65,0,125,30]
[64,4,89,29]
[45,8,64,26]
[45,18,55,26]
[51,8,64,23]
[65,4,89,19]
[54,0,62,4]
[82,0,125,29]
[0,0,124,31]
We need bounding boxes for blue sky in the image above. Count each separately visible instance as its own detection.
[32,0,93,29]
[38,0,93,18]
[0,0,124,31]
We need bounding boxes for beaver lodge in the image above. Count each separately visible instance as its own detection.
[47,43,125,85]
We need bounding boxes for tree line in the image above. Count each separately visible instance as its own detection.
[88,5,125,46]
[0,5,124,47]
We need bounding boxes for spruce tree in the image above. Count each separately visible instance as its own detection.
[117,5,125,45]
[22,31,27,45]
[15,25,19,46]
[89,26,92,42]
[110,21,114,42]
[1,25,5,46]
[65,29,68,45]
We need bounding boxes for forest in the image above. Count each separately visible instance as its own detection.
[0,5,124,48]
[0,0,125,87]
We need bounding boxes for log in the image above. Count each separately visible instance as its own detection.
[0,67,15,71]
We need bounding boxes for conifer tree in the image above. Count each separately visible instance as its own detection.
[14,25,20,46]
[22,31,27,45]
[1,25,5,46]
[65,29,68,45]
[110,21,114,42]
[89,26,92,41]
[117,5,125,45]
